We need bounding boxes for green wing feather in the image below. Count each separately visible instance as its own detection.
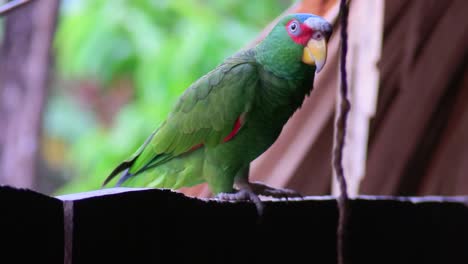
[103,50,259,186]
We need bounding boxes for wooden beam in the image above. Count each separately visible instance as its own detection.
[3,186,468,263]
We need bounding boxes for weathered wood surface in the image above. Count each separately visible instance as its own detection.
[1,186,468,264]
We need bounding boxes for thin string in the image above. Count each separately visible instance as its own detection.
[333,0,351,263]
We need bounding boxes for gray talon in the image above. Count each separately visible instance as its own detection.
[215,189,263,216]
[215,179,302,216]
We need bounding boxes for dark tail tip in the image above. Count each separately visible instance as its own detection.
[116,169,133,186]
[102,161,133,187]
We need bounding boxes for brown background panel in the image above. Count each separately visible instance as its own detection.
[286,115,334,195]
[421,69,468,195]
[362,0,468,195]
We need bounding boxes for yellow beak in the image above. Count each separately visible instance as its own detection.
[302,38,328,73]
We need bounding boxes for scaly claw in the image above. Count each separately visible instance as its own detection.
[249,181,303,199]
[215,179,302,216]
[216,188,263,216]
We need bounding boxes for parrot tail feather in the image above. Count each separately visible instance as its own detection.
[102,160,135,187]
[103,131,157,187]
[116,169,133,186]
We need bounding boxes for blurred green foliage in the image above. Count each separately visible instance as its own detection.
[49,0,291,194]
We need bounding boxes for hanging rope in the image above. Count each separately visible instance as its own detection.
[333,0,351,263]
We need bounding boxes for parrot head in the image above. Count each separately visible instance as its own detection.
[256,13,332,75]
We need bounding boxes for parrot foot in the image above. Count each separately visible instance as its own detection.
[216,189,263,216]
[248,181,302,199]
[214,180,302,217]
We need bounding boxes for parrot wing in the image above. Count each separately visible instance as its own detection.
[103,50,259,186]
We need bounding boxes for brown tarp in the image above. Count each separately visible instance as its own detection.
[362,0,468,195]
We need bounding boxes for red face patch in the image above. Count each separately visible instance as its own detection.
[286,19,314,46]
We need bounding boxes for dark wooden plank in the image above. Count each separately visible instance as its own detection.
[59,188,339,264]
[56,187,468,264]
[349,195,468,264]
[2,186,468,263]
[0,186,63,264]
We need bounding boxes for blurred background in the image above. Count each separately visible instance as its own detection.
[0,0,466,197]
[0,0,292,195]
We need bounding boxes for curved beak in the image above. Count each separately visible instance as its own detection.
[302,37,328,73]
[301,16,332,73]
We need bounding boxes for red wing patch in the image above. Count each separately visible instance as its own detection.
[185,114,245,153]
[188,143,204,152]
[223,114,245,143]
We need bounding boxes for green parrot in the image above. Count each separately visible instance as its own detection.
[103,13,332,211]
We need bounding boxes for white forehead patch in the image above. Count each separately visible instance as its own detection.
[304,16,332,33]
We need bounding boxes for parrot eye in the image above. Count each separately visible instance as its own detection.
[313,32,323,40]
[288,21,300,35]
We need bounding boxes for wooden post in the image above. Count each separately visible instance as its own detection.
[0,0,60,188]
